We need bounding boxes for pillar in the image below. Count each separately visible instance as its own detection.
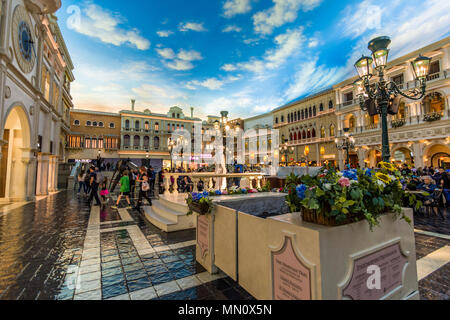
[412,142,424,169]
[36,153,49,196]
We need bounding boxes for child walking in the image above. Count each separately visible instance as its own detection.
[99,177,110,205]
[112,170,132,209]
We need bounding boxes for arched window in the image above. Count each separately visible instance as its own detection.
[321,127,325,138]
[319,103,324,112]
[109,123,115,128]
[281,115,284,122]
[307,129,311,139]
[168,123,171,131]
[133,135,140,148]
[98,137,104,149]
[143,136,150,149]
[125,120,130,129]
[312,128,316,138]
[86,121,92,126]
[294,112,297,122]
[91,137,97,149]
[297,110,300,120]
[145,121,150,130]
[294,132,297,141]
[290,133,293,141]
[74,120,80,126]
[302,130,306,139]
[309,107,312,118]
[123,135,130,147]
[329,100,334,109]
[288,114,290,123]
[329,125,335,137]
[154,136,160,149]
[301,110,304,119]
[155,122,159,131]
[313,106,316,117]
[135,121,140,130]
[93,122,98,127]
[99,122,104,127]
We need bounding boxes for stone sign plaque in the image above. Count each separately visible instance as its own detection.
[197,215,209,258]
[343,243,407,300]
[272,237,311,300]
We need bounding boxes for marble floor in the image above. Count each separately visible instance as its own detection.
[0,190,448,300]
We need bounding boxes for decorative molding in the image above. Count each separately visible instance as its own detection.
[4,85,11,98]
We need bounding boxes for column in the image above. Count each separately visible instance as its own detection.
[357,149,366,169]
[338,149,345,171]
[413,142,424,168]
[36,154,49,196]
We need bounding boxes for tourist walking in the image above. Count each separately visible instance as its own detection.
[88,166,101,206]
[77,171,87,194]
[99,177,110,205]
[135,166,153,211]
[112,170,132,209]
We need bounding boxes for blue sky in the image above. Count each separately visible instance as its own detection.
[56,0,450,119]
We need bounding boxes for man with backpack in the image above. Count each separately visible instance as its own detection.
[135,166,153,212]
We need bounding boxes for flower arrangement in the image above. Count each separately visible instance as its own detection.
[285,166,420,230]
[186,191,213,216]
[391,119,406,128]
[423,112,442,122]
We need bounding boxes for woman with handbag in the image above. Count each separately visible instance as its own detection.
[135,166,153,211]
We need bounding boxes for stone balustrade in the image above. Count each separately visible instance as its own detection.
[162,172,268,195]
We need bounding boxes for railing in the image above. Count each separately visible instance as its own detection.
[364,123,379,131]
[391,119,406,128]
[423,111,444,122]
[427,72,440,81]
[162,172,268,195]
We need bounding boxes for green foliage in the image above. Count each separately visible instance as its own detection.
[284,166,418,231]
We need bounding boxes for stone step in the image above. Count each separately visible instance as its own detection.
[152,200,187,220]
[142,206,177,233]
[159,195,189,213]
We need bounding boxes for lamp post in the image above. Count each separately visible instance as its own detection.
[279,139,294,166]
[354,36,431,163]
[335,128,355,169]
[168,139,175,172]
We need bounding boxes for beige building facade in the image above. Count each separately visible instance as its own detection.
[0,0,73,202]
[272,89,338,166]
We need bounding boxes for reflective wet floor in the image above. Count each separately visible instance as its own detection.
[0,191,448,300]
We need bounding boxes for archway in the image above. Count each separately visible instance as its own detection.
[0,105,31,200]
[392,147,414,166]
[425,144,450,168]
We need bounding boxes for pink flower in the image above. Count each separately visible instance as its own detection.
[338,177,351,187]
[222,190,228,195]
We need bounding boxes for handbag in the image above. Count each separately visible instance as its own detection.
[142,181,150,192]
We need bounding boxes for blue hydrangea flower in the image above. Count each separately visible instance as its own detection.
[215,190,222,195]
[241,188,247,193]
[202,191,209,197]
[343,170,358,181]
[296,184,307,200]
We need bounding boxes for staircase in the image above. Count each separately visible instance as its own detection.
[142,195,196,232]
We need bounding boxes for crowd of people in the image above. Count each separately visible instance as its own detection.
[76,163,156,211]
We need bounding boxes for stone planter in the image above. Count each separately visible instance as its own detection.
[196,195,419,300]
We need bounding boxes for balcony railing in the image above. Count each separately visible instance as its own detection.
[427,72,441,81]
[423,111,443,122]
[364,123,380,131]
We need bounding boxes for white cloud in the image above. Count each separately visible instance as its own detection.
[253,0,323,35]
[221,64,238,71]
[177,49,203,61]
[157,30,174,37]
[178,22,207,32]
[156,48,176,60]
[284,57,349,101]
[68,4,150,50]
[222,25,242,33]
[339,0,383,39]
[132,84,186,100]
[224,27,306,74]
[223,0,252,18]
[186,75,241,91]
[157,48,203,71]
[308,37,319,48]
[243,38,260,45]
[166,60,195,71]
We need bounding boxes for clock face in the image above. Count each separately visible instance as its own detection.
[12,5,36,74]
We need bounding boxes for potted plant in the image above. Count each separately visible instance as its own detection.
[285,164,420,230]
[186,191,213,216]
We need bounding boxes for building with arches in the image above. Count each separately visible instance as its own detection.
[66,109,121,164]
[272,88,338,166]
[334,36,450,170]
[0,0,73,202]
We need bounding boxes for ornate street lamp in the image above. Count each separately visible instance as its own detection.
[354,36,431,163]
[279,139,294,166]
[335,129,355,169]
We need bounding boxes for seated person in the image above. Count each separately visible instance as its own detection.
[417,176,438,205]
[197,179,205,192]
